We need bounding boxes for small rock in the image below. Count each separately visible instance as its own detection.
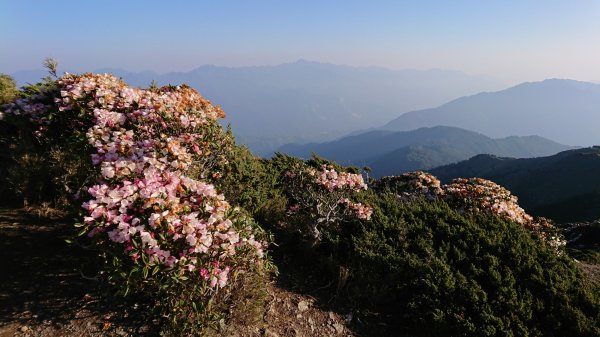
[328,311,336,320]
[264,328,279,337]
[296,313,303,319]
[20,326,29,332]
[137,325,150,334]
[333,323,344,334]
[297,300,310,312]
[308,317,314,326]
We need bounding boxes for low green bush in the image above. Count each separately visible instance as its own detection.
[340,195,600,336]
[216,144,288,229]
[247,155,599,336]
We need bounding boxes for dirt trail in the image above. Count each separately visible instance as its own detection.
[0,208,116,337]
[0,208,356,337]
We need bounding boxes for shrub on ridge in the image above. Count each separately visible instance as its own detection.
[3,72,270,335]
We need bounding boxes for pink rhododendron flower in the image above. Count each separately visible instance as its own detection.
[283,164,372,244]
[4,73,266,290]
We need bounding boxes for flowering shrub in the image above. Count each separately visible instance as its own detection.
[282,163,372,244]
[311,165,369,192]
[374,173,565,249]
[372,171,442,201]
[0,76,93,208]
[442,178,565,249]
[442,177,533,225]
[346,198,600,337]
[4,73,269,334]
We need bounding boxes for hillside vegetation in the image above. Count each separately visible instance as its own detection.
[1,72,599,337]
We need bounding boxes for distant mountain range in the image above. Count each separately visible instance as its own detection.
[13,65,600,158]
[10,61,505,155]
[278,126,574,177]
[429,147,600,223]
[381,79,600,147]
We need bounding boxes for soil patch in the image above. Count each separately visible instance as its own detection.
[0,208,356,337]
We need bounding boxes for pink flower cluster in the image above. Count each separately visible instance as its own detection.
[282,164,372,243]
[57,73,225,179]
[379,173,564,248]
[443,178,533,225]
[5,97,51,121]
[309,165,367,192]
[305,165,372,221]
[374,171,442,201]
[339,198,373,220]
[443,178,565,249]
[6,73,263,289]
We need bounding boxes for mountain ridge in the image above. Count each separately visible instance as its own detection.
[381,79,600,146]
[278,126,574,176]
[10,61,506,155]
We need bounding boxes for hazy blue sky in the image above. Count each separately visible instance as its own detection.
[1,0,600,84]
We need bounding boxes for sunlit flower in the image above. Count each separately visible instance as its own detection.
[4,73,264,289]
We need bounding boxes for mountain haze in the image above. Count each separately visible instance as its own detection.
[382,79,600,146]
[11,61,505,155]
[279,126,573,176]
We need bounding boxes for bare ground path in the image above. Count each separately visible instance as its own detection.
[0,208,356,337]
[0,208,139,336]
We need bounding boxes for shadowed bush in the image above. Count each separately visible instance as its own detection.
[338,196,600,336]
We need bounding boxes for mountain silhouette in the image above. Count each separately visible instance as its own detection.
[11,61,505,155]
[279,126,573,176]
[382,79,600,146]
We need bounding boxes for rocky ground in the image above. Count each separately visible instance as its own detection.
[0,208,356,337]
[578,261,600,282]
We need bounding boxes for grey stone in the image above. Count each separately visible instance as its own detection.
[297,300,310,312]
